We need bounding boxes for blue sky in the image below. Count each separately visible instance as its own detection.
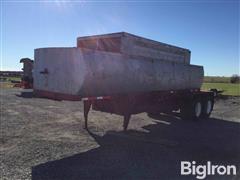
[1,0,239,76]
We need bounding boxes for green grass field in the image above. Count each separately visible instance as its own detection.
[7,76,21,81]
[202,83,240,96]
[0,76,21,89]
[204,76,230,83]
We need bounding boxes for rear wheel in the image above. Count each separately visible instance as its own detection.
[180,99,202,120]
[201,99,214,118]
[194,101,202,118]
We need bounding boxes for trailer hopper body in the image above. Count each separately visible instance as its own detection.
[33,32,214,130]
[34,47,203,97]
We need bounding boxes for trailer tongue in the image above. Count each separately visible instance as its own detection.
[34,32,214,130]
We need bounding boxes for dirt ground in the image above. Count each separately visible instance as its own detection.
[1,88,240,180]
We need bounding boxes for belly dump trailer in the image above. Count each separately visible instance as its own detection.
[34,32,214,130]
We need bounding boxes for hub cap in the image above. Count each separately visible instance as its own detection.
[206,100,212,114]
[195,102,202,117]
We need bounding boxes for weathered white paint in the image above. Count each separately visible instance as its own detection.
[34,47,203,97]
[77,32,191,64]
[34,48,87,95]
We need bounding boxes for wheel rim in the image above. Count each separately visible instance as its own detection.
[206,100,212,114]
[195,102,202,117]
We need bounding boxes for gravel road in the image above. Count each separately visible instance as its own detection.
[1,88,240,180]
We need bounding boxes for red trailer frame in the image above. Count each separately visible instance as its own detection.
[82,89,214,130]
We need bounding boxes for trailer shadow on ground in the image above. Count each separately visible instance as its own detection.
[15,90,34,98]
[32,115,240,180]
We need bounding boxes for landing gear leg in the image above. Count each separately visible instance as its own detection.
[83,101,92,130]
[123,113,131,131]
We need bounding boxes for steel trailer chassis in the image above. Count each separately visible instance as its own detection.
[83,89,215,131]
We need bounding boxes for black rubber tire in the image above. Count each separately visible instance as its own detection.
[180,99,203,121]
[210,89,218,97]
[201,98,214,119]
